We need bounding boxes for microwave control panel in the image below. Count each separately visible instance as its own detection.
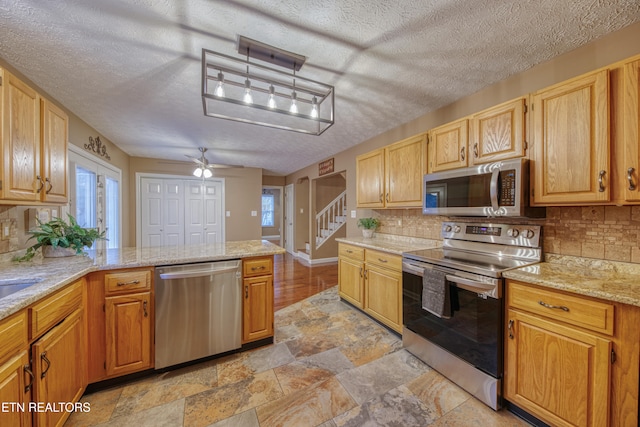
[499,169,516,206]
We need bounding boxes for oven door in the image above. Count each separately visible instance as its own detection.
[402,261,503,378]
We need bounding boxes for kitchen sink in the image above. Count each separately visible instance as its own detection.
[0,278,43,299]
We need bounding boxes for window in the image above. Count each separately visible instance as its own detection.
[261,194,274,227]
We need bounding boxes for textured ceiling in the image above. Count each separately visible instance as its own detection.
[1,1,639,175]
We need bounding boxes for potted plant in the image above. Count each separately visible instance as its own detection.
[357,217,380,238]
[14,215,106,262]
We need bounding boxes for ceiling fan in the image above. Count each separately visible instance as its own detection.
[185,147,243,177]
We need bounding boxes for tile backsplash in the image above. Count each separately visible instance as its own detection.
[374,206,640,264]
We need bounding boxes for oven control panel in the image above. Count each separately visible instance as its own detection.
[442,222,541,247]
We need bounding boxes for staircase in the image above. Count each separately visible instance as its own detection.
[315,190,347,249]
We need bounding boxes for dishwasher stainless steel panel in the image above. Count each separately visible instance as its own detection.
[155,259,242,369]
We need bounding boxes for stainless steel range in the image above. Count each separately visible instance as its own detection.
[402,221,542,410]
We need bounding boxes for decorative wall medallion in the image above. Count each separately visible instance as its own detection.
[84,136,111,160]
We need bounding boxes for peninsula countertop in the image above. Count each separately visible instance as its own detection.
[0,240,285,321]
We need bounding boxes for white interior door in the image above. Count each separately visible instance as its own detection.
[139,175,224,247]
[284,183,294,254]
[140,177,184,247]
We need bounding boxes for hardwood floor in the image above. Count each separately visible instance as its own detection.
[273,252,338,312]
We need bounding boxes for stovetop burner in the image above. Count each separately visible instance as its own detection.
[402,222,542,277]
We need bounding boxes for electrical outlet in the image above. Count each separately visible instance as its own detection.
[350,210,356,218]
[1,221,9,241]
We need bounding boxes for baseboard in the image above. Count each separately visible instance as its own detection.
[295,254,338,265]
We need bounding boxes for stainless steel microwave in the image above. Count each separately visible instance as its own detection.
[423,158,545,217]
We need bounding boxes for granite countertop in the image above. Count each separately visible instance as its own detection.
[336,234,441,255]
[0,240,285,321]
[503,254,640,307]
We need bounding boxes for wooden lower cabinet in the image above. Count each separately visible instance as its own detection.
[0,351,31,427]
[242,275,274,343]
[505,309,611,427]
[505,280,640,427]
[242,256,274,343]
[86,268,154,382]
[32,308,87,427]
[338,256,364,308]
[364,263,402,333]
[338,243,402,333]
[105,292,152,377]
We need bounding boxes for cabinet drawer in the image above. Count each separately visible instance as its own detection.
[0,311,28,363]
[365,249,402,271]
[507,281,614,336]
[30,279,83,339]
[105,269,151,294]
[243,257,273,277]
[339,243,364,261]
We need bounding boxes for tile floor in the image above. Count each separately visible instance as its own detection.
[66,287,529,426]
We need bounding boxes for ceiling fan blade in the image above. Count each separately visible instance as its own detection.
[185,154,206,166]
[208,163,244,169]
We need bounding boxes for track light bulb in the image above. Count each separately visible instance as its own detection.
[311,97,319,118]
[289,92,298,114]
[203,168,213,178]
[267,85,277,109]
[193,167,203,178]
[214,72,225,97]
[243,79,253,104]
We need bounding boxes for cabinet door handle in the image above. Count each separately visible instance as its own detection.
[378,258,387,263]
[117,280,140,286]
[460,146,465,161]
[538,300,569,312]
[473,143,478,158]
[251,266,265,271]
[45,177,53,194]
[245,286,249,299]
[359,267,363,278]
[36,175,45,193]
[143,300,148,317]
[598,170,606,192]
[379,193,383,203]
[385,193,389,203]
[24,364,34,392]
[628,167,636,191]
[40,351,51,379]
[507,319,514,339]
[346,249,353,254]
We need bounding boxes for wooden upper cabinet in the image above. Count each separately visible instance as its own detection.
[623,57,640,202]
[356,148,385,208]
[356,133,426,208]
[385,133,426,207]
[470,97,526,165]
[428,118,468,172]
[531,69,610,205]
[0,68,68,204]
[41,98,68,203]
[1,68,41,201]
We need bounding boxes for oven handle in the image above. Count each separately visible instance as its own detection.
[490,167,500,211]
[445,274,498,297]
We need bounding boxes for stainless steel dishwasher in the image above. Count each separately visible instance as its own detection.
[155,259,242,369]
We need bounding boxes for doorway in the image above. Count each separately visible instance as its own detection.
[68,145,122,250]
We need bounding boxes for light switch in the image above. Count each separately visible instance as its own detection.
[350,210,356,218]
[299,208,304,214]
[225,211,231,217]
[251,211,258,216]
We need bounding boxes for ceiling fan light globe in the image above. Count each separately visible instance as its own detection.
[203,168,213,178]
[193,167,203,178]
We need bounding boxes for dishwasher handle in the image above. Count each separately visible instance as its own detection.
[159,265,239,280]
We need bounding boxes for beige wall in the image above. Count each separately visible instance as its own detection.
[286,21,640,262]
[128,158,263,243]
